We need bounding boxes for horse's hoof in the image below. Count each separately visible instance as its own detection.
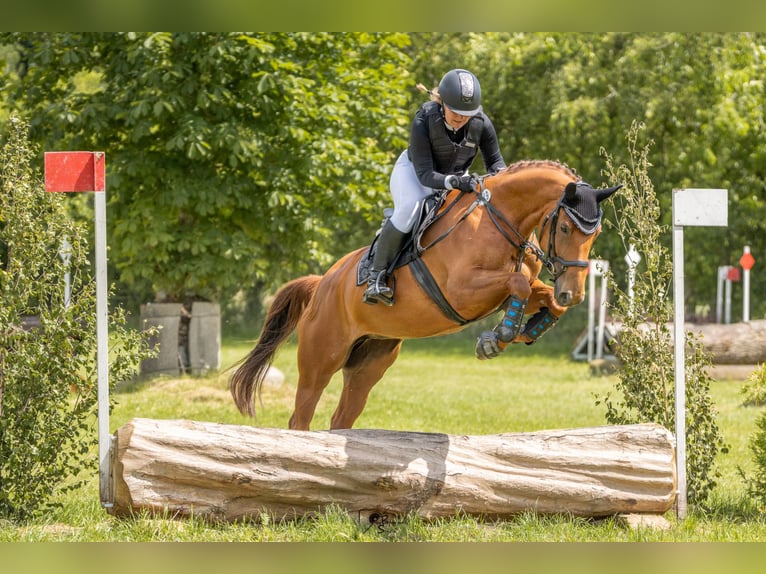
[475,331,501,360]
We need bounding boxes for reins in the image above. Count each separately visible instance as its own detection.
[417,176,579,278]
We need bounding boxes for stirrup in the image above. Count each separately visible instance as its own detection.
[362,271,394,306]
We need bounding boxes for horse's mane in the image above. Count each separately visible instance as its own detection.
[501,159,581,181]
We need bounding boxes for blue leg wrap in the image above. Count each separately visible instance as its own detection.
[521,308,559,344]
[493,295,528,343]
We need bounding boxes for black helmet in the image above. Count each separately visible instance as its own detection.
[438,69,482,116]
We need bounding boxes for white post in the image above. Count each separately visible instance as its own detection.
[724,272,732,325]
[743,246,751,323]
[59,237,72,308]
[625,244,641,317]
[587,265,596,362]
[671,219,687,520]
[716,266,727,323]
[595,261,609,360]
[95,189,111,508]
[672,188,728,520]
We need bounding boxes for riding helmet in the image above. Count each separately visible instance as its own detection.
[438,69,482,117]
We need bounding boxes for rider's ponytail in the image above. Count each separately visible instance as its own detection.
[416,82,442,105]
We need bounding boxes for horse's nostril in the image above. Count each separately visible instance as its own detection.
[557,292,572,306]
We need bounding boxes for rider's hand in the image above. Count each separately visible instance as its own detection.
[456,175,477,193]
[445,174,477,193]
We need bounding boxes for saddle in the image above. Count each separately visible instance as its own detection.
[356,193,472,325]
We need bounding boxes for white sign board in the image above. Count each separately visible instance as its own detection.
[672,188,728,227]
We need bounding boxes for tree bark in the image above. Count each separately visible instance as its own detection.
[109,418,676,522]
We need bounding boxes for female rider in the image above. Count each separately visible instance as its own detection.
[363,68,507,305]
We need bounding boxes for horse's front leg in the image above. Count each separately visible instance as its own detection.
[475,273,531,360]
[511,278,567,345]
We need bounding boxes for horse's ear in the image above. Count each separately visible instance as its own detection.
[564,182,578,200]
[596,184,622,203]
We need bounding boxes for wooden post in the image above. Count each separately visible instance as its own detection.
[109,419,676,522]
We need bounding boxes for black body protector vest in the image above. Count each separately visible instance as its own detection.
[425,102,484,174]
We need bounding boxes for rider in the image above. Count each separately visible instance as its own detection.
[363,68,507,306]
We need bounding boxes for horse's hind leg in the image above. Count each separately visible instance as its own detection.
[289,327,352,431]
[330,337,402,430]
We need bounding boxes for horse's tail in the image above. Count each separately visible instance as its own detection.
[230,274,322,417]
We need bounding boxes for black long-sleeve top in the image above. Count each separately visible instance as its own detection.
[407,101,506,190]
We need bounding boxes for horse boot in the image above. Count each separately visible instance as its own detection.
[363,220,406,306]
[520,307,559,345]
[476,295,528,360]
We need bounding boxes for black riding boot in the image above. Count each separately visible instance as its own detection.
[363,220,406,306]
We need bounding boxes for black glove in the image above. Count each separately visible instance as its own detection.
[446,174,477,193]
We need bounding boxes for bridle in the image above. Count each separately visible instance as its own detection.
[417,176,596,281]
[537,191,594,281]
[477,178,594,281]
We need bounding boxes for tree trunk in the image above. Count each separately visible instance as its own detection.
[109,418,676,522]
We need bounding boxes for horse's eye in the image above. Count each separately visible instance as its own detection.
[560,222,571,235]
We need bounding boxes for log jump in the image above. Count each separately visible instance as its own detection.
[108,418,676,522]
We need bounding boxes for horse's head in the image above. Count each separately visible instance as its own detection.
[541,181,621,307]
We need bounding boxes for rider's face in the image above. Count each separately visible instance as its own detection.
[443,106,471,130]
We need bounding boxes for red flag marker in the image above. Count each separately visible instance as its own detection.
[44,151,105,192]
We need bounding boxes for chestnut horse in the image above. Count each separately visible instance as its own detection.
[231,160,620,430]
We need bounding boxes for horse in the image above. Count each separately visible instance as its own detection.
[230,160,620,430]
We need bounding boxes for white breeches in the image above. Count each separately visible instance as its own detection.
[388,150,435,233]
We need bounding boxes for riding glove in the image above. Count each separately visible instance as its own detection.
[445,174,477,193]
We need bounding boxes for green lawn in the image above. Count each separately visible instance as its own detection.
[2,320,766,542]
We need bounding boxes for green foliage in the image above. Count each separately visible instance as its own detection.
[408,33,766,320]
[741,364,766,407]
[744,410,766,509]
[0,116,152,522]
[0,32,412,302]
[741,364,766,508]
[3,33,766,322]
[596,121,727,505]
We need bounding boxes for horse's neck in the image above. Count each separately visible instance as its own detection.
[488,178,563,239]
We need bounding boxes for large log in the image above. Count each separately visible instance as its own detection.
[608,319,766,365]
[109,418,676,522]
[687,320,766,365]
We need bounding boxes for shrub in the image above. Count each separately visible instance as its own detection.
[744,410,766,509]
[0,116,153,522]
[740,364,766,407]
[595,121,727,506]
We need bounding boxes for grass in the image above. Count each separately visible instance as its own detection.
[2,315,766,542]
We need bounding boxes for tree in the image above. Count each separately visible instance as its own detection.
[409,33,766,319]
[5,33,766,320]
[0,116,152,521]
[1,33,412,306]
